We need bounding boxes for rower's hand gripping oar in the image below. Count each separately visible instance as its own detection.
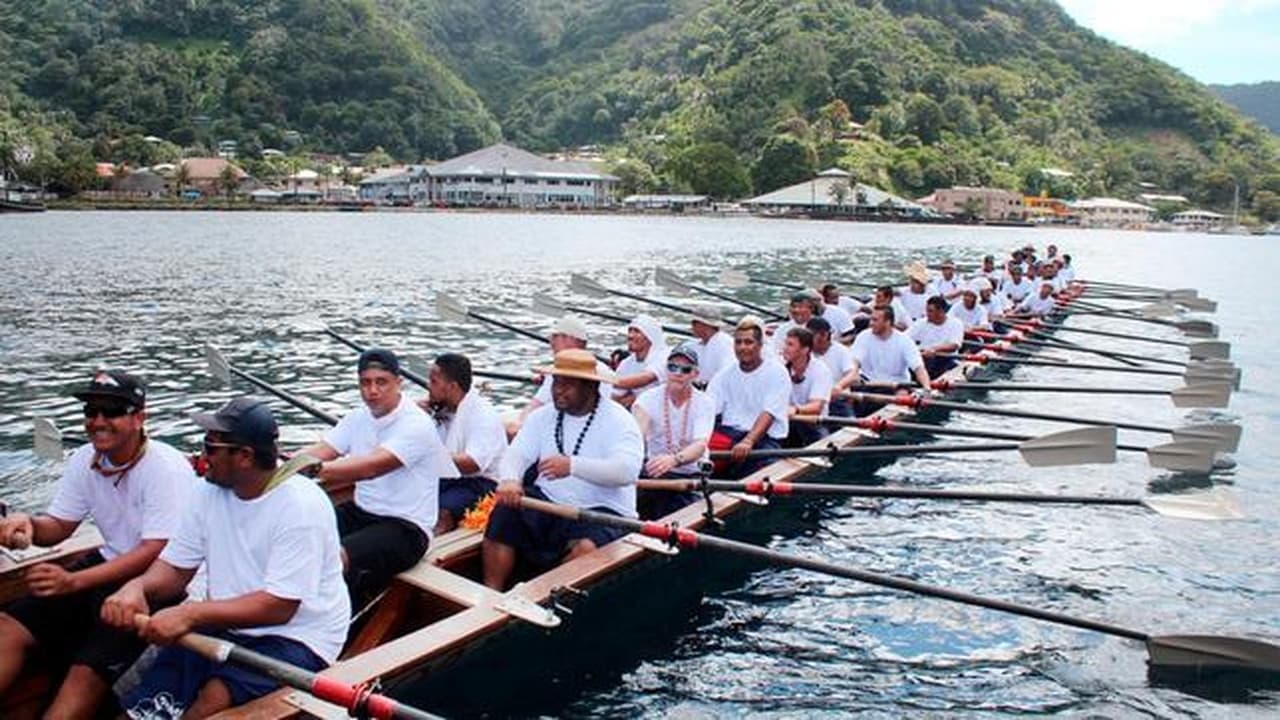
[708,426,1117,468]
[519,497,1280,681]
[130,615,440,720]
[636,479,1244,521]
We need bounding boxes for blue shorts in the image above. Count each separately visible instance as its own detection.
[120,631,325,718]
[484,485,627,569]
[439,476,497,517]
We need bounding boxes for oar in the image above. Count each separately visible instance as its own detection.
[842,391,1239,456]
[928,380,1232,409]
[939,352,1237,385]
[32,417,76,461]
[796,415,1216,473]
[318,324,535,386]
[1079,280,1201,298]
[521,497,1280,679]
[1010,321,1231,360]
[529,292,693,337]
[708,426,1116,467]
[130,615,439,720]
[971,330,1198,369]
[718,269,804,292]
[205,344,340,425]
[636,479,1243,521]
[654,267,786,320]
[436,292,611,364]
[1053,307,1220,338]
[569,272,697,316]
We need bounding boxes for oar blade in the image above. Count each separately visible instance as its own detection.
[653,267,692,296]
[718,269,750,288]
[1018,426,1117,467]
[1172,423,1242,453]
[1176,297,1217,313]
[1177,320,1219,338]
[33,417,65,461]
[528,292,566,318]
[1144,440,1218,473]
[569,272,610,299]
[434,292,470,323]
[1171,383,1231,409]
[1137,301,1178,318]
[1183,367,1238,388]
[1165,288,1200,300]
[289,312,328,333]
[204,343,233,386]
[1148,634,1280,675]
[1187,341,1230,360]
[1141,489,1243,520]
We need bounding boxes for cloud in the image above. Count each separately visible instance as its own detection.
[1058,0,1280,47]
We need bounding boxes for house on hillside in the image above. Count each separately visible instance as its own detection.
[425,143,618,208]
[1171,209,1226,231]
[918,187,1024,221]
[179,157,247,196]
[741,168,936,218]
[1070,197,1156,228]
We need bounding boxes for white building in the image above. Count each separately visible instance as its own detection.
[425,143,617,208]
[358,165,430,204]
[622,194,709,211]
[1171,209,1226,231]
[1070,197,1156,228]
[742,168,938,218]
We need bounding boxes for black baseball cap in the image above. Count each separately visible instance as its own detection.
[72,369,147,408]
[191,397,279,450]
[668,342,700,367]
[357,347,400,375]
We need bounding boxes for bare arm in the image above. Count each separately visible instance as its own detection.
[451,453,481,476]
[913,364,933,387]
[0,512,78,548]
[317,447,404,488]
[297,441,340,463]
[55,538,167,594]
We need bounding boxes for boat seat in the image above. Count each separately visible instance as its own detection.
[395,559,559,628]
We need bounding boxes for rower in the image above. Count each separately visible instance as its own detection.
[863,285,910,331]
[1013,280,1058,317]
[973,254,999,283]
[948,280,991,331]
[632,343,715,520]
[689,305,734,384]
[707,315,791,478]
[0,370,196,719]
[104,398,349,719]
[1046,243,1059,262]
[424,353,508,535]
[767,291,820,357]
[908,296,966,378]
[1059,253,1076,283]
[935,259,963,299]
[781,326,834,446]
[815,288,855,341]
[1000,263,1034,305]
[899,261,937,322]
[1039,262,1064,294]
[612,314,667,409]
[820,282,863,319]
[976,278,1010,333]
[847,306,932,412]
[807,317,857,417]
[483,349,643,590]
[510,315,611,437]
[297,348,446,608]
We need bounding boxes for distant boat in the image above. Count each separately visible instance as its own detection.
[0,175,46,213]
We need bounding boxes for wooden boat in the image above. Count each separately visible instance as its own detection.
[0,287,1087,718]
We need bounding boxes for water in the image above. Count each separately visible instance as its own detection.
[1,211,1277,717]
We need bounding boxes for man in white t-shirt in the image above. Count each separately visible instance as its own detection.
[1059,254,1076,283]
[973,254,999,283]
[807,317,858,417]
[299,348,447,607]
[849,306,932,391]
[934,260,963,299]
[689,305,734,384]
[423,353,508,534]
[858,285,911,332]
[908,296,966,378]
[899,262,937,322]
[949,280,991,331]
[1000,264,1034,304]
[612,314,667,408]
[767,291,819,357]
[104,397,349,718]
[781,326,834,446]
[1013,280,1059,318]
[511,315,612,437]
[0,370,196,719]
[820,283,865,328]
[632,344,715,520]
[707,316,791,478]
[484,349,643,589]
[976,277,1008,331]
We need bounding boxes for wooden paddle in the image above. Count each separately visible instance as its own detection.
[938,352,1237,385]
[522,497,1280,680]
[435,292,611,364]
[205,344,340,425]
[636,479,1243,521]
[708,427,1116,467]
[1008,320,1230,360]
[529,292,693,337]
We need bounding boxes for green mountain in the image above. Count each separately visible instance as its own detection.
[1211,82,1280,134]
[2,0,1278,219]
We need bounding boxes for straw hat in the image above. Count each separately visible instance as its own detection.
[535,348,616,384]
[690,305,724,328]
[903,261,931,285]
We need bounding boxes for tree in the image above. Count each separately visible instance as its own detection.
[752,135,817,195]
[904,94,944,145]
[364,146,394,169]
[217,163,240,199]
[1253,190,1280,223]
[174,162,192,197]
[959,196,985,220]
[609,158,659,196]
[828,181,849,209]
[665,143,750,200]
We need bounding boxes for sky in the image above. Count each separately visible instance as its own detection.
[1057,0,1280,84]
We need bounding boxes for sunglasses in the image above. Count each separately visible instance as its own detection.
[202,440,245,456]
[666,362,697,375]
[83,403,134,419]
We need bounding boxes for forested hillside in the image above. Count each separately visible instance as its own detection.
[2,0,1277,217]
[1212,82,1280,134]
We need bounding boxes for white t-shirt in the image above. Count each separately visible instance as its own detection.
[821,304,854,338]
[980,293,1007,320]
[888,297,911,329]
[788,358,834,414]
[499,400,644,517]
[949,301,990,330]
[1017,293,1058,317]
[935,276,962,297]
[323,396,446,537]
[707,358,791,439]
[612,348,666,402]
[1001,277,1034,303]
[908,315,965,350]
[633,385,716,475]
[161,475,350,662]
[534,361,613,403]
[836,296,861,317]
[48,442,197,560]
[437,390,507,479]
[1060,265,1076,282]
[696,331,734,383]
[766,319,800,357]
[898,285,936,321]
[815,341,856,383]
[851,329,924,383]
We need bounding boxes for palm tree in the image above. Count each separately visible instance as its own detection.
[217,163,240,200]
[174,162,192,198]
